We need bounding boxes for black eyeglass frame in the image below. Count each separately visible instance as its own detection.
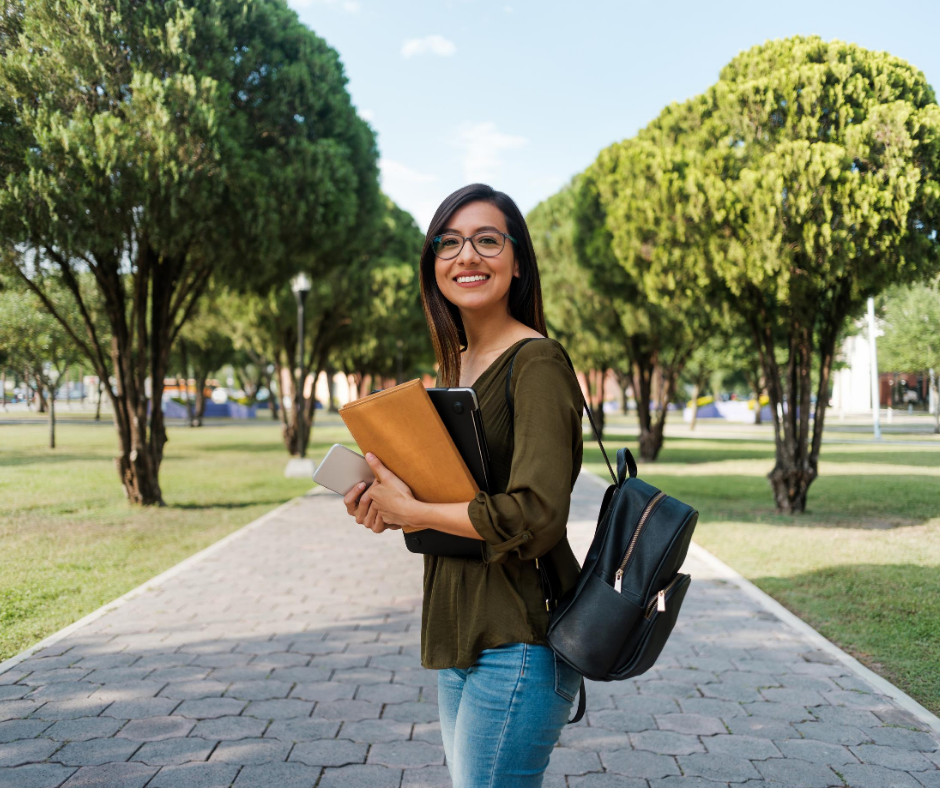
[431,230,518,260]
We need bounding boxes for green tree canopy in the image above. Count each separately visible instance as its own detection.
[879,280,940,433]
[673,36,940,510]
[0,0,378,502]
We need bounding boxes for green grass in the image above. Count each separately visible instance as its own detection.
[0,416,355,663]
[585,437,940,716]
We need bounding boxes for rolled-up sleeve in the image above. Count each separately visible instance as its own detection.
[467,352,583,564]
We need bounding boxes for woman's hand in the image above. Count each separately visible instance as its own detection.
[342,452,417,533]
[361,452,419,528]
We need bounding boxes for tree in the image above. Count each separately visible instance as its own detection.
[0,0,377,503]
[573,137,719,461]
[688,37,940,511]
[226,196,423,455]
[879,280,940,433]
[528,179,630,438]
[171,298,235,427]
[0,285,82,447]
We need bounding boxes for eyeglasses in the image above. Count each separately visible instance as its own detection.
[432,230,517,260]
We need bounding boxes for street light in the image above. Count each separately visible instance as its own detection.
[291,273,312,458]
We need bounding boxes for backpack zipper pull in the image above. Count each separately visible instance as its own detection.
[657,590,666,612]
[614,569,623,593]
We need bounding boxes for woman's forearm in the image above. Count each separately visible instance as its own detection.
[408,499,485,540]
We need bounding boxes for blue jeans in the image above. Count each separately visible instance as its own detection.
[437,643,582,788]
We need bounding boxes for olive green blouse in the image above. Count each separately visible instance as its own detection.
[421,337,585,670]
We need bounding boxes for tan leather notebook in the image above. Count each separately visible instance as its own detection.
[339,379,479,533]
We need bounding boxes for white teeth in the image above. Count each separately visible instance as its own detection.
[456,275,489,283]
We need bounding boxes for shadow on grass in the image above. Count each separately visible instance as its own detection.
[756,563,940,715]
[171,500,289,511]
[0,453,102,467]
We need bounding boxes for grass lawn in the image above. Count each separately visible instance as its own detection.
[584,435,940,716]
[0,416,355,663]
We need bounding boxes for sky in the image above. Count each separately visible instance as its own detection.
[285,0,940,233]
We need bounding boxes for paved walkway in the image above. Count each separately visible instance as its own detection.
[1,472,938,788]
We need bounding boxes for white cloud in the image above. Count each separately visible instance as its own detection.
[359,108,375,122]
[379,159,439,231]
[401,35,457,59]
[454,122,528,183]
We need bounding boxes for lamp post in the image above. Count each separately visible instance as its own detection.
[291,273,312,458]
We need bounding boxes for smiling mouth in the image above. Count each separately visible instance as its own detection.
[454,274,490,283]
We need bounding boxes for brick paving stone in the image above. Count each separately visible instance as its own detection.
[916,769,940,787]
[794,721,872,746]
[131,736,216,765]
[876,708,934,730]
[677,698,745,718]
[318,764,402,788]
[354,683,420,704]
[655,712,726,736]
[647,778,730,788]
[190,716,267,740]
[412,722,443,746]
[159,681,229,701]
[242,699,314,719]
[812,704,883,728]
[233,762,321,787]
[209,737,291,764]
[839,763,926,788]
[264,718,339,742]
[288,682,356,702]
[569,775,648,788]
[52,737,139,766]
[0,763,76,788]
[149,763,240,788]
[851,744,936,771]
[60,761,158,787]
[24,683,97,703]
[340,720,413,743]
[755,757,842,787]
[172,699,247,719]
[0,738,61,766]
[117,716,195,741]
[631,730,706,755]
[740,701,815,722]
[400,765,453,788]
[44,717,123,745]
[677,752,761,782]
[379,702,439,724]
[0,687,29,702]
[560,726,631,752]
[702,734,781,760]
[587,710,656,732]
[776,737,859,766]
[289,738,367,767]
[545,746,602,775]
[864,728,940,752]
[0,720,52,743]
[722,718,794,742]
[28,700,110,720]
[600,749,680,778]
[101,698,179,719]
[367,741,444,768]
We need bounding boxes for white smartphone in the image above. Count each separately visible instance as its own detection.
[312,443,375,496]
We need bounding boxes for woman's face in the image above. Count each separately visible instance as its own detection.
[433,200,520,315]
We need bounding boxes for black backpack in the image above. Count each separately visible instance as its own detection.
[506,338,699,721]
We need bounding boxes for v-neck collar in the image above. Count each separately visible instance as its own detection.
[462,337,543,390]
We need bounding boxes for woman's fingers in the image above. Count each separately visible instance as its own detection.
[343,482,367,516]
[355,490,372,524]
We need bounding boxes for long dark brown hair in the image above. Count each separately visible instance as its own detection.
[419,184,548,387]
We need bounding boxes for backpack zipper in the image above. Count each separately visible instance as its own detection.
[644,573,683,619]
[613,491,667,593]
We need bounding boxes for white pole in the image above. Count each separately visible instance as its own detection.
[867,297,881,440]
[930,369,937,416]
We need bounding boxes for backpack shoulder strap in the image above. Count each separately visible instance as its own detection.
[505,337,617,486]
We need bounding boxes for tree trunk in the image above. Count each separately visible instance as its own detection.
[193,371,208,427]
[95,379,103,421]
[327,366,339,412]
[932,376,939,434]
[630,350,663,462]
[48,383,56,449]
[35,375,47,413]
[689,383,700,431]
[264,370,279,420]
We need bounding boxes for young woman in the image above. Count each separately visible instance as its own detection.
[342,183,584,787]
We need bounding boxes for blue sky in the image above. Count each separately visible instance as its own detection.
[286,0,940,232]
